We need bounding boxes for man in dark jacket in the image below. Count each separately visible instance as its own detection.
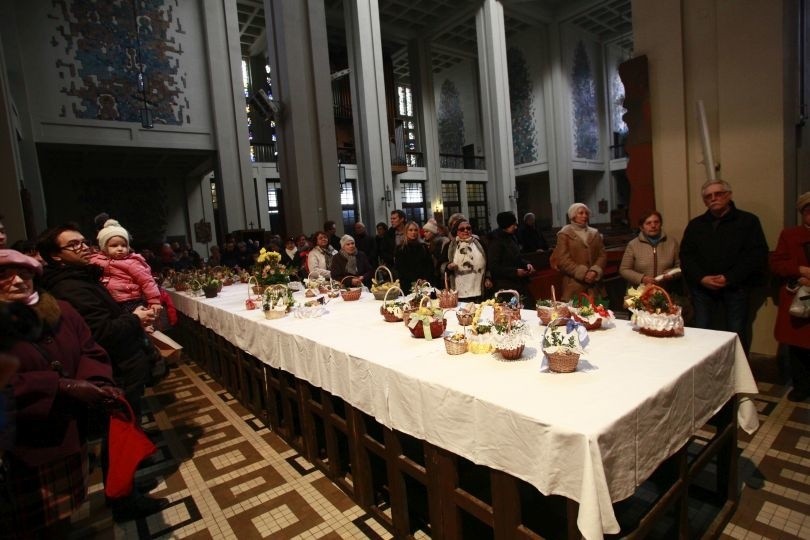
[487,211,536,306]
[680,180,768,354]
[37,224,168,520]
[517,212,549,253]
[352,222,378,266]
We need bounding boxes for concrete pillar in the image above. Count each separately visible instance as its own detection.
[344,0,392,227]
[475,0,516,219]
[201,0,255,235]
[408,40,442,221]
[264,0,340,237]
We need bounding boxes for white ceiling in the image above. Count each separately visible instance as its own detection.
[235,0,632,82]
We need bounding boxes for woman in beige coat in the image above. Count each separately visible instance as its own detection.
[619,211,681,288]
[551,203,607,301]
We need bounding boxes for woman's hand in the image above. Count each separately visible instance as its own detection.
[58,378,109,406]
[447,263,458,272]
[641,275,656,285]
[583,270,598,284]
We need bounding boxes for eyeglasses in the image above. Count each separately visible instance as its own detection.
[457,227,472,232]
[59,239,89,252]
[0,268,35,281]
[702,190,729,201]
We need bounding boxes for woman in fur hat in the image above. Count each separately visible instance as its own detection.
[0,249,120,536]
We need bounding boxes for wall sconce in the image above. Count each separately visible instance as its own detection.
[384,186,392,203]
[433,200,444,225]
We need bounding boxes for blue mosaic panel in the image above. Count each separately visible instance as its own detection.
[570,40,599,160]
[51,0,187,125]
[507,46,537,165]
[437,79,465,155]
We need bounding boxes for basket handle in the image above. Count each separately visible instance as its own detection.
[418,295,432,309]
[640,284,675,313]
[247,275,259,299]
[444,272,454,292]
[340,275,356,289]
[576,291,595,308]
[383,285,404,303]
[374,265,393,283]
[495,289,520,305]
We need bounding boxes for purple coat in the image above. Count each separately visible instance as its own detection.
[8,297,114,466]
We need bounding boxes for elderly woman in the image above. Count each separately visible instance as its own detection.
[771,192,810,402]
[0,249,120,535]
[307,230,337,279]
[330,234,373,288]
[444,219,491,302]
[619,210,681,288]
[394,221,435,293]
[551,203,607,301]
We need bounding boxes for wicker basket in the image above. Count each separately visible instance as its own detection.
[339,276,363,301]
[456,309,474,327]
[497,344,525,361]
[245,276,261,310]
[546,350,580,373]
[409,318,447,339]
[262,284,290,320]
[444,336,468,355]
[493,289,522,323]
[571,292,603,330]
[536,302,571,325]
[438,274,458,309]
[380,286,405,322]
[263,309,287,320]
[630,285,684,337]
[372,266,399,300]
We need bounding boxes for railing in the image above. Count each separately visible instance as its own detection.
[250,141,278,163]
[440,153,486,170]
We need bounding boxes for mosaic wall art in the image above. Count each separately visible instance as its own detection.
[570,40,599,160]
[437,79,465,155]
[507,46,538,165]
[50,0,188,125]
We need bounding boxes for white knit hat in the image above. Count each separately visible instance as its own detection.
[339,234,354,248]
[97,219,130,249]
[567,203,590,221]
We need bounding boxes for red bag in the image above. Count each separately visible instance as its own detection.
[104,397,157,499]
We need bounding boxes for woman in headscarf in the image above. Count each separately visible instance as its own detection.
[0,249,120,536]
[551,203,607,301]
[619,210,681,289]
[330,235,373,288]
[444,219,491,302]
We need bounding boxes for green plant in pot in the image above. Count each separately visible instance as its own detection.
[201,277,221,298]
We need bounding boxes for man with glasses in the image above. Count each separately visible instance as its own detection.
[680,179,768,354]
[36,223,167,521]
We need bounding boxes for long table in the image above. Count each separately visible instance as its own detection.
[169,284,759,539]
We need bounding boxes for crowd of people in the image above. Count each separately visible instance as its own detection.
[0,178,808,535]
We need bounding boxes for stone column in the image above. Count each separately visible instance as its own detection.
[264,0,340,236]
[476,0,516,218]
[344,0,392,227]
[408,40,442,221]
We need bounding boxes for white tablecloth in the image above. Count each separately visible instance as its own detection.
[169,285,759,540]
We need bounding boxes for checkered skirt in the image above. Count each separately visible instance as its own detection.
[0,446,88,538]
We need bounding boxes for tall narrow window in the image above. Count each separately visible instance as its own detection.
[397,84,419,166]
[210,178,218,210]
[400,181,426,224]
[340,180,358,231]
[441,182,461,219]
[466,182,489,233]
[266,180,283,234]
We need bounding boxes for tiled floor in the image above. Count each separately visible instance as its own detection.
[66,353,810,539]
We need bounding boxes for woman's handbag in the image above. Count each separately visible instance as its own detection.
[105,397,157,499]
[789,285,810,318]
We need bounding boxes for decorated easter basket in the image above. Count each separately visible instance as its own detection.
[626,284,684,337]
[380,286,406,322]
[493,289,522,323]
[371,265,401,300]
[437,273,459,309]
[339,276,363,301]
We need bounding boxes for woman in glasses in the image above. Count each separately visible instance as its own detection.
[444,220,491,302]
[0,249,120,535]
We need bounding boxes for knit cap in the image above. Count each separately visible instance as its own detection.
[422,221,439,235]
[496,211,517,229]
[97,219,130,249]
[339,234,355,248]
[567,203,590,220]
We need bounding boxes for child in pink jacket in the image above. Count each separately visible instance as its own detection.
[91,220,163,322]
